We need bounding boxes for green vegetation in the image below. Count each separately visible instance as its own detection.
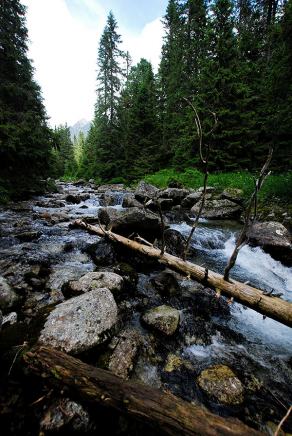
[144,168,292,203]
[0,0,51,197]
[0,1,291,202]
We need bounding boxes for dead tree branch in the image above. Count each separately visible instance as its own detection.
[224,147,273,281]
[183,99,217,260]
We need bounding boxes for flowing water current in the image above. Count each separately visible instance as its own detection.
[0,182,291,430]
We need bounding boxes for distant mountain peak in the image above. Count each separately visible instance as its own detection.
[69,119,90,139]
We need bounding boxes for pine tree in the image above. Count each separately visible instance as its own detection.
[117,59,161,180]
[0,0,51,196]
[89,12,124,181]
[51,125,76,178]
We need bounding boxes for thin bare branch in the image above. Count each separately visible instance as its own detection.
[274,405,292,436]
[224,147,273,281]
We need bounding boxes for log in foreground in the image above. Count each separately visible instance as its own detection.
[74,219,292,328]
[24,346,263,436]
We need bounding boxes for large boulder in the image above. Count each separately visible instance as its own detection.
[39,288,118,354]
[142,305,180,336]
[191,199,242,219]
[197,365,244,405]
[221,188,244,205]
[97,184,125,193]
[64,271,124,297]
[122,193,143,208]
[247,221,292,266]
[0,276,18,312]
[181,191,213,209]
[158,188,190,205]
[65,193,90,204]
[134,181,159,203]
[100,190,122,206]
[108,328,142,379]
[163,228,188,257]
[98,207,163,238]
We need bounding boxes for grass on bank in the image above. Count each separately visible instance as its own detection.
[144,168,292,203]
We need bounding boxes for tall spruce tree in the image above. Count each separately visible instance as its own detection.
[84,12,124,181]
[117,59,161,180]
[0,0,51,196]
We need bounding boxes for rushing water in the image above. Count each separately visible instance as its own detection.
[170,221,292,358]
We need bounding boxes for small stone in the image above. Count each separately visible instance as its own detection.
[0,276,18,312]
[65,271,124,297]
[142,305,180,336]
[15,231,41,242]
[108,328,142,379]
[40,398,92,432]
[164,354,183,372]
[2,312,17,326]
[197,364,244,405]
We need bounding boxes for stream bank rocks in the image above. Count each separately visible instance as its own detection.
[142,305,180,336]
[0,275,18,312]
[191,199,242,219]
[64,271,124,297]
[108,328,142,379]
[197,365,244,406]
[39,288,118,354]
[247,221,292,266]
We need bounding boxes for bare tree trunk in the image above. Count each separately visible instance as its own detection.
[73,219,292,328]
[24,346,263,436]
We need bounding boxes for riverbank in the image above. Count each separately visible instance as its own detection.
[0,181,291,435]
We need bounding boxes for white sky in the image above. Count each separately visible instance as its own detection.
[21,0,165,127]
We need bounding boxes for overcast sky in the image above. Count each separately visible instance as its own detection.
[21,0,168,127]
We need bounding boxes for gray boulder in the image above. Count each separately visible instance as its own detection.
[134,181,159,202]
[97,184,125,193]
[98,207,163,237]
[158,188,190,205]
[182,192,212,209]
[247,221,292,266]
[191,199,242,219]
[142,305,180,336]
[197,364,244,405]
[221,188,244,205]
[39,288,118,354]
[122,193,144,208]
[100,190,122,206]
[108,328,142,379]
[65,271,124,297]
[0,276,18,312]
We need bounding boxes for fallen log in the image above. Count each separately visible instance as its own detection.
[73,219,292,328]
[24,346,263,436]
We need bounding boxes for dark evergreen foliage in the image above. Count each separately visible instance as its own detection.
[0,0,51,196]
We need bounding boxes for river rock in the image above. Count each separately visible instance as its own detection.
[15,230,42,242]
[151,271,180,298]
[98,207,162,237]
[246,221,292,266]
[65,193,90,204]
[2,311,17,326]
[142,305,180,336]
[162,228,193,257]
[122,193,143,208]
[134,181,159,202]
[221,188,244,205]
[158,188,190,205]
[0,276,18,312]
[181,191,203,208]
[191,199,242,219]
[39,288,118,354]
[97,184,125,193]
[197,365,244,405]
[100,190,122,206]
[108,328,142,379]
[40,398,92,432]
[64,271,124,297]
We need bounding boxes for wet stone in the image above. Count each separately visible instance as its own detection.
[142,305,180,336]
[0,275,19,312]
[108,328,142,379]
[64,271,124,297]
[197,364,244,406]
[39,288,118,354]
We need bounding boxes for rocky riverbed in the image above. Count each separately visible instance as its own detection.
[0,181,291,435]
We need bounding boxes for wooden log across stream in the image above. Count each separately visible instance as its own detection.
[24,346,263,436]
[73,219,292,328]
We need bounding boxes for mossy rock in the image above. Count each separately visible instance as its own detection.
[197,364,244,406]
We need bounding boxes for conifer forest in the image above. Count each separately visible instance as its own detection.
[0,1,292,436]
